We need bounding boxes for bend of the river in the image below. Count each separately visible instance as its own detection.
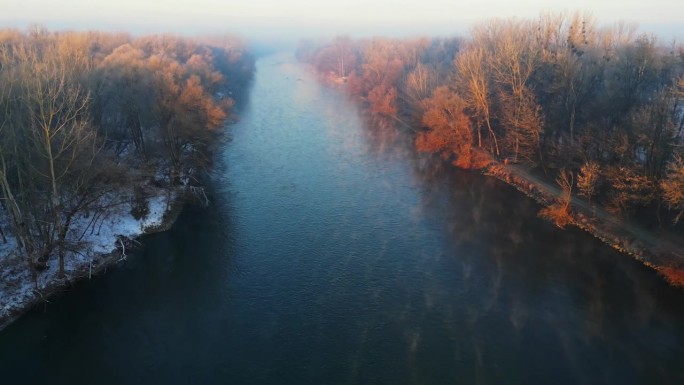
[1,53,684,384]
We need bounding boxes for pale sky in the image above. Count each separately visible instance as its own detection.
[1,0,683,41]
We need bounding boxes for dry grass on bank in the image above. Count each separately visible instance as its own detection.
[538,203,573,228]
[659,266,684,288]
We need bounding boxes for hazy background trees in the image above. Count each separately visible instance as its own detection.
[298,11,684,227]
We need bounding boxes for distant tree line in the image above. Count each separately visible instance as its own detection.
[297,12,684,227]
[0,27,254,278]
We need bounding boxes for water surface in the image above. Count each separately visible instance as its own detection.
[1,53,683,384]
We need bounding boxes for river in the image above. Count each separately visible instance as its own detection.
[1,53,683,384]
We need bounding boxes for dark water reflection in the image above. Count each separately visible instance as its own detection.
[1,53,683,384]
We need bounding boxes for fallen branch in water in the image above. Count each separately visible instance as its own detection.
[117,238,127,262]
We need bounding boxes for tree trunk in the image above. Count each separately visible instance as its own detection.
[0,170,38,281]
[484,113,500,156]
[57,212,74,278]
[0,219,6,244]
[569,105,576,144]
[476,124,482,148]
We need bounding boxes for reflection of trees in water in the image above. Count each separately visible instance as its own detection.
[337,90,684,382]
[382,136,684,381]
[358,114,414,160]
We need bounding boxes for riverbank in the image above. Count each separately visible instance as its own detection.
[0,186,186,331]
[318,71,684,288]
[484,162,684,286]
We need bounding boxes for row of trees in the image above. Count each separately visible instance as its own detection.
[0,27,254,279]
[298,12,684,226]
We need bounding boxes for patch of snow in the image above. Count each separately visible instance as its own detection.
[67,190,171,255]
[0,188,174,326]
[0,223,18,260]
[142,193,171,229]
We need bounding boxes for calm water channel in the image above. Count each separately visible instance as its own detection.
[1,53,684,384]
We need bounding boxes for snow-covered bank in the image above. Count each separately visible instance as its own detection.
[0,188,183,331]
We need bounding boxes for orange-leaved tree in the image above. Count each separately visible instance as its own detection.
[416,86,474,168]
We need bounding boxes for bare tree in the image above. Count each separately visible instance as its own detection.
[16,41,100,276]
[0,46,37,269]
[471,19,544,164]
[402,62,436,107]
[455,46,499,155]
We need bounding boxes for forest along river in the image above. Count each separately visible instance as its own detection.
[1,53,684,384]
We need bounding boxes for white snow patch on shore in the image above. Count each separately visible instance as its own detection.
[0,226,18,259]
[0,189,173,325]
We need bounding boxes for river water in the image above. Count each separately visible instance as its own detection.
[1,53,684,384]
